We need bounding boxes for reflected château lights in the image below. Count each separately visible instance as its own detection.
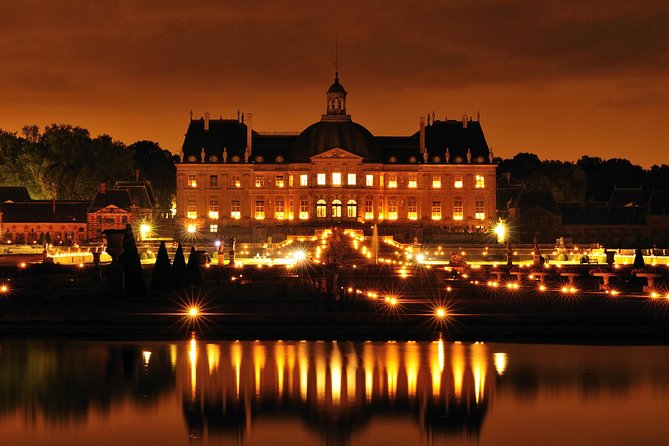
[172,339,508,443]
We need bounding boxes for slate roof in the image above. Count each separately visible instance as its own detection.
[0,201,88,223]
[559,202,646,225]
[182,118,491,165]
[113,180,157,209]
[516,191,561,214]
[89,190,133,212]
[609,187,646,207]
[647,191,669,215]
[181,78,491,165]
[0,186,31,203]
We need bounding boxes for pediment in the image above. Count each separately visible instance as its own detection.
[310,148,362,161]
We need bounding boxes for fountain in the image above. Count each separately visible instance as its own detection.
[371,224,379,265]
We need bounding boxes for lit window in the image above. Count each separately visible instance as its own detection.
[288,198,294,220]
[275,199,285,220]
[332,199,342,218]
[408,176,417,188]
[289,175,294,187]
[347,200,357,218]
[275,176,284,188]
[300,174,308,186]
[232,176,241,188]
[187,175,197,188]
[208,199,219,219]
[431,201,441,220]
[187,206,197,219]
[387,175,397,188]
[332,172,342,186]
[317,173,326,185]
[366,174,374,187]
[432,176,441,188]
[408,199,417,220]
[255,176,264,187]
[210,175,218,187]
[364,199,374,220]
[299,199,309,219]
[387,198,398,220]
[475,175,485,189]
[347,173,356,185]
[475,200,485,220]
[231,200,241,219]
[317,199,327,218]
[453,199,463,220]
[254,200,265,219]
[209,224,218,233]
[454,176,463,188]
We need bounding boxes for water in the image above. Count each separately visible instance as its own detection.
[1,340,668,445]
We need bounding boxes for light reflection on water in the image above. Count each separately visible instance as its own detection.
[1,341,669,445]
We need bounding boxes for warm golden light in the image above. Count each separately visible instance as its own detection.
[493,352,508,376]
[0,284,8,294]
[435,307,447,318]
[494,221,506,243]
[188,307,199,317]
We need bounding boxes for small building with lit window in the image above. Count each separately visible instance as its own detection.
[175,73,496,242]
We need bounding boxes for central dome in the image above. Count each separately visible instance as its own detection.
[289,73,382,162]
[290,120,379,161]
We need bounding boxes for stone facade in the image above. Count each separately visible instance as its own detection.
[176,74,497,242]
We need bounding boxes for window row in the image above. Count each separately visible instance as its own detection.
[186,174,487,189]
[186,198,487,221]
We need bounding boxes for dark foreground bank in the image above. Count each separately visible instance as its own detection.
[1,262,669,343]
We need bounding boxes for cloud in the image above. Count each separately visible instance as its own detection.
[1,0,668,102]
[600,91,669,109]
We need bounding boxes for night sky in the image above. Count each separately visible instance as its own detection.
[1,0,667,167]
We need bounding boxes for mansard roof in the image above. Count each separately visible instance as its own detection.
[0,201,88,223]
[89,190,133,213]
[0,186,32,203]
[182,117,492,165]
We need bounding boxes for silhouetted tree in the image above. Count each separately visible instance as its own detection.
[150,241,172,291]
[129,140,176,209]
[186,246,202,286]
[118,225,146,296]
[171,244,188,288]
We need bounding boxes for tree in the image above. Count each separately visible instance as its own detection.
[128,140,176,209]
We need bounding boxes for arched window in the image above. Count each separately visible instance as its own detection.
[347,199,357,218]
[332,199,342,218]
[317,199,327,218]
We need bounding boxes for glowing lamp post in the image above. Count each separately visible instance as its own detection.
[139,223,151,241]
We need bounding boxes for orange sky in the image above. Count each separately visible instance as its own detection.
[1,1,667,167]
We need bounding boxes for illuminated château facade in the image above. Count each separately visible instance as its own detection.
[176,74,496,241]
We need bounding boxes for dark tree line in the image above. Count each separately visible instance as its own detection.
[0,124,177,208]
[2,123,666,208]
[497,153,668,202]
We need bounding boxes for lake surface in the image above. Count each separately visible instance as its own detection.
[1,339,668,445]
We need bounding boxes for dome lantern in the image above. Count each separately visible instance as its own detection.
[323,72,350,122]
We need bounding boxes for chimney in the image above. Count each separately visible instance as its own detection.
[245,112,253,162]
[99,183,107,194]
[419,116,426,154]
[462,115,468,129]
[204,112,210,131]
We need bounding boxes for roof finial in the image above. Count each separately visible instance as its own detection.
[335,33,339,80]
